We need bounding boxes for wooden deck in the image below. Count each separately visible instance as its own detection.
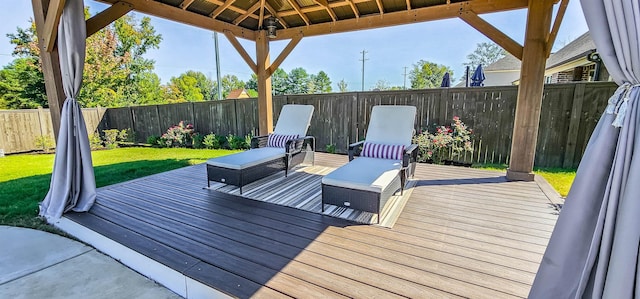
[62,153,560,298]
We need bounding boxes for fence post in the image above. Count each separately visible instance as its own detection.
[37,107,47,138]
[563,83,585,168]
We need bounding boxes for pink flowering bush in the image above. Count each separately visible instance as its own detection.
[159,121,195,148]
[413,116,473,164]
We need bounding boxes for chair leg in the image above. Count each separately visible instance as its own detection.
[207,180,210,188]
[239,185,243,195]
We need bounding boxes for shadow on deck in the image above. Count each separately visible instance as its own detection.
[58,153,559,298]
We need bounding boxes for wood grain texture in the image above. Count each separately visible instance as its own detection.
[64,152,560,298]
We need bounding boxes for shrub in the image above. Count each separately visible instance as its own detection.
[227,134,250,150]
[325,143,336,154]
[216,134,229,149]
[102,129,120,149]
[413,116,473,164]
[34,135,55,153]
[89,133,103,150]
[159,121,194,148]
[203,133,220,149]
[146,135,161,147]
[192,133,205,149]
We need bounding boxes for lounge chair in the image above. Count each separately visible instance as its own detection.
[206,104,315,193]
[321,105,418,223]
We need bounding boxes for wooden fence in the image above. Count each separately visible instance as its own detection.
[0,82,617,168]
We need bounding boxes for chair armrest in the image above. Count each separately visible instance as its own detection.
[285,136,315,154]
[348,141,365,161]
[403,144,419,168]
[251,135,269,149]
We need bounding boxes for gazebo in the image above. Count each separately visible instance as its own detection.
[31,0,569,181]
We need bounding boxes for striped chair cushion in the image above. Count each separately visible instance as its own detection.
[361,142,405,160]
[267,134,299,148]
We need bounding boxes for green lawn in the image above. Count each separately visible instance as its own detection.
[0,147,239,232]
[474,164,576,197]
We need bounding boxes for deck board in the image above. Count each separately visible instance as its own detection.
[64,152,559,298]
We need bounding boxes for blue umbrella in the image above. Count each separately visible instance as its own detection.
[440,72,451,87]
[470,64,485,87]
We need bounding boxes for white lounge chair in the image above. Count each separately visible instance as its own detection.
[206,104,315,193]
[321,105,418,223]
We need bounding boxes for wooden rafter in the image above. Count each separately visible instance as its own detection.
[204,0,251,15]
[233,1,260,25]
[223,30,258,72]
[258,0,265,28]
[311,0,337,21]
[284,0,310,26]
[375,0,384,15]
[459,10,523,60]
[100,0,256,40]
[86,2,133,37]
[179,0,195,10]
[43,0,65,52]
[209,0,237,18]
[267,34,303,75]
[275,0,528,40]
[264,2,289,28]
[346,0,359,18]
[546,0,569,57]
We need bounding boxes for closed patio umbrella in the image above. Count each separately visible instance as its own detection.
[440,72,451,87]
[39,0,96,219]
[529,1,640,298]
[470,65,485,86]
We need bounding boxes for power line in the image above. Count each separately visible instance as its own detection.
[359,50,368,91]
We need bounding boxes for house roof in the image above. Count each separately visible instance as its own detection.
[546,32,595,68]
[227,89,249,99]
[485,53,521,71]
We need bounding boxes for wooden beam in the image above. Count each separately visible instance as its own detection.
[275,0,528,40]
[546,0,569,57]
[223,30,258,73]
[233,1,260,25]
[209,0,237,18]
[32,0,66,140]
[86,2,133,38]
[267,34,303,76]
[284,0,311,26]
[311,0,337,21]
[506,0,554,181]
[375,0,384,15]
[179,0,195,10]
[459,10,523,60]
[346,0,360,18]
[100,0,256,40]
[264,2,289,28]
[258,0,265,29]
[405,0,411,10]
[256,31,273,135]
[42,0,65,52]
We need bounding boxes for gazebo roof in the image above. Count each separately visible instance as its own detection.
[97,0,532,40]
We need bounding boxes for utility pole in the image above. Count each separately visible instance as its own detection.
[360,50,368,91]
[213,32,223,100]
[403,67,408,89]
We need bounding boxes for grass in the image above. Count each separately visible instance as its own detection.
[0,147,239,232]
[474,163,576,197]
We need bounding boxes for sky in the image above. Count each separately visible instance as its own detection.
[0,0,589,91]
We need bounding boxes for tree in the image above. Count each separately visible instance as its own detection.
[464,42,506,69]
[271,68,288,95]
[313,71,332,93]
[0,58,46,109]
[221,74,245,98]
[166,73,205,102]
[337,79,348,92]
[372,80,391,91]
[409,60,454,89]
[287,67,310,94]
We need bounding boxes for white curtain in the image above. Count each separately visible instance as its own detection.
[529,1,640,298]
[39,0,96,219]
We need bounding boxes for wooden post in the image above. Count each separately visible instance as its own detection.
[256,30,273,135]
[506,0,554,181]
[32,0,66,141]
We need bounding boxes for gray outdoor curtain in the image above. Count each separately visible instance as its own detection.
[39,0,96,219]
[529,1,640,298]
